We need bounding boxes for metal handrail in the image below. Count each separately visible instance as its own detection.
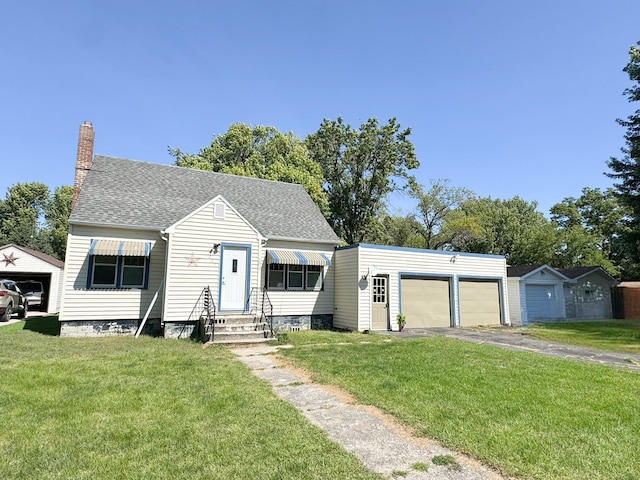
[245,287,259,314]
[187,286,216,341]
[261,287,274,338]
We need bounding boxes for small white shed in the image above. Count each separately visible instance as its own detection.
[0,244,65,314]
[333,244,509,331]
[507,265,568,325]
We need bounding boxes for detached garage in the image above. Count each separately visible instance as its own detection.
[507,265,568,325]
[333,244,509,331]
[0,244,65,314]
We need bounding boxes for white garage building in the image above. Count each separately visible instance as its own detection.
[334,244,510,331]
[0,244,65,314]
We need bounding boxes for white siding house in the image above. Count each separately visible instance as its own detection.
[334,244,509,332]
[60,128,340,338]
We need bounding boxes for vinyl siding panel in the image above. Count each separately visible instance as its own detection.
[507,278,523,325]
[336,245,509,331]
[262,240,336,317]
[333,247,360,330]
[59,226,165,321]
[164,200,260,323]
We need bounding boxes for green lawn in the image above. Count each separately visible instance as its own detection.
[279,330,640,480]
[521,320,640,354]
[0,318,380,480]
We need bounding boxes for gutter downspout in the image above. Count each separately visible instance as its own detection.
[135,231,169,338]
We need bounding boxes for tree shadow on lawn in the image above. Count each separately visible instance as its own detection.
[23,315,60,336]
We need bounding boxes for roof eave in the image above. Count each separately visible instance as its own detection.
[70,220,165,232]
[266,235,341,246]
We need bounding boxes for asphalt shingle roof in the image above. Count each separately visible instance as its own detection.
[555,266,601,279]
[506,265,545,278]
[70,156,340,244]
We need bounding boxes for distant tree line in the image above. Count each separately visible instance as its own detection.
[3,41,639,279]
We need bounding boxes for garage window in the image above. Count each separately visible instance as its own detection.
[88,255,149,289]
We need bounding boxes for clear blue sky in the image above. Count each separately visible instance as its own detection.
[2,1,639,216]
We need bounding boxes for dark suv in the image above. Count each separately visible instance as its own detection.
[0,279,28,321]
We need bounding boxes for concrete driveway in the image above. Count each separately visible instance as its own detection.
[382,327,640,371]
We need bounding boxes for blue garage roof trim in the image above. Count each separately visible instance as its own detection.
[267,249,331,266]
[89,239,153,256]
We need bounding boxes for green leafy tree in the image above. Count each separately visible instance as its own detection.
[550,188,627,274]
[0,182,52,254]
[169,123,328,215]
[451,196,558,265]
[607,41,640,278]
[46,185,74,260]
[0,183,73,259]
[306,117,419,244]
[410,179,476,250]
[365,214,424,248]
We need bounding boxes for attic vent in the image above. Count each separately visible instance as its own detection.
[214,203,225,219]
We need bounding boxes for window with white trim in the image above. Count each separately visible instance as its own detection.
[266,264,324,291]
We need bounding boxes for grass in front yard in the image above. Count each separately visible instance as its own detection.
[522,320,640,354]
[280,330,640,480]
[0,319,380,480]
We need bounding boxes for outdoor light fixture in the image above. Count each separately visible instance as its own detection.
[210,243,221,254]
[362,265,378,280]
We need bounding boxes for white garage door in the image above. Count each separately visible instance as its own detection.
[401,277,451,328]
[459,280,501,325]
[525,284,562,320]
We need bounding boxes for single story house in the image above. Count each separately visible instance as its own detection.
[334,244,510,331]
[60,122,340,338]
[0,243,64,314]
[508,264,617,325]
[60,122,511,338]
[557,267,618,319]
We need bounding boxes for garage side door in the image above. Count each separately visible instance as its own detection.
[525,284,559,320]
[459,280,501,325]
[401,277,451,328]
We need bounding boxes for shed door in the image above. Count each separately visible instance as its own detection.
[459,280,501,325]
[401,277,451,328]
[525,284,560,320]
[371,275,388,330]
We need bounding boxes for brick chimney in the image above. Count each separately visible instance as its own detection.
[72,121,95,208]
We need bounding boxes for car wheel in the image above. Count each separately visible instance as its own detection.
[1,303,13,322]
[17,302,27,319]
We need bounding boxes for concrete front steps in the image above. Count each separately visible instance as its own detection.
[205,314,273,345]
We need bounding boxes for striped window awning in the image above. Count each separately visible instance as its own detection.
[267,249,331,266]
[89,239,153,257]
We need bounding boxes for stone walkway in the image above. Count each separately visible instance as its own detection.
[232,345,508,480]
